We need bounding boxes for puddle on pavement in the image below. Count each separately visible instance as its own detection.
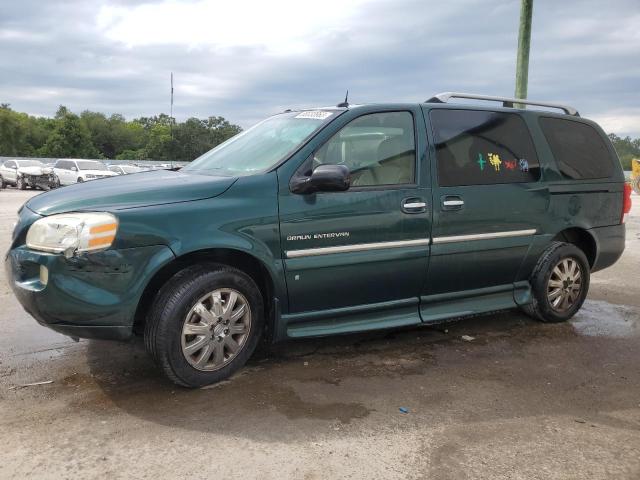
[571,300,639,338]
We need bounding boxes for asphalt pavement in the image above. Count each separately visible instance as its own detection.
[1,187,639,479]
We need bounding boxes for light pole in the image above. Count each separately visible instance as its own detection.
[515,0,533,105]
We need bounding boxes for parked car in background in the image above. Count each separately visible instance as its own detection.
[109,164,143,175]
[53,159,117,186]
[0,159,57,190]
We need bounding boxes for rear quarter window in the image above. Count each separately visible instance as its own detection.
[431,109,540,187]
[539,117,614,180]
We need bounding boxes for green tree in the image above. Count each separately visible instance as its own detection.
[143,123,174,160]
[609,133,640,170]
[0,104,242,161]
[80,111,144,159]
[40,109,99,158]
[173,116,242,161]
[0,105,29,156]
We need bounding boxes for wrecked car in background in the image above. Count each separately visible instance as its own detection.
[0,159,58,190]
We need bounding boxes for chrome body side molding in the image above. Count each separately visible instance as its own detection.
[432,229,537,244]
[286,238,430,259]
[286,229,537,258]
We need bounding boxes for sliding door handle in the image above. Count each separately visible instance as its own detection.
[441,195,464,211]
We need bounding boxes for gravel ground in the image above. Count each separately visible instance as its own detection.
[1,187,639,480]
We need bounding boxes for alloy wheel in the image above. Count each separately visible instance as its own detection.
[180,288,251,371]
[547,258,583,312]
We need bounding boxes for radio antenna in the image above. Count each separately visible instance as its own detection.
[337,89,349,107]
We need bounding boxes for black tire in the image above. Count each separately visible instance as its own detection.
[0,176,5,189]
[144,264,264,388]
[53,176,61,189]
[523,242,590,323]
[77,177,84,183]
[16,177,26,190]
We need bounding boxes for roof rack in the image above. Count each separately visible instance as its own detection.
[425,92,579,116]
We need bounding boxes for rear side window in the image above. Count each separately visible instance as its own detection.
[431,110,540,187]
[539,117,613,180]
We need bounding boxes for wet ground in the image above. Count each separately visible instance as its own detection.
[1,188,639,479]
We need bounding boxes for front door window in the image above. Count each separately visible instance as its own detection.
[307,111,416,187]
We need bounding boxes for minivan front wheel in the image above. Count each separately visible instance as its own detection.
[524,242,590,323]
[145,264,264,387]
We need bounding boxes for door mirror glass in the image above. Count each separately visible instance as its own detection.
[70,166,77,172]
[291,164,351,194]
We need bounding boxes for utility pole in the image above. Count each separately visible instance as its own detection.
[170,72,174,168]
[515,0,533,105]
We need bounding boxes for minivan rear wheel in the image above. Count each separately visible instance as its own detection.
[523,242,590,323]
[144,264,264,387]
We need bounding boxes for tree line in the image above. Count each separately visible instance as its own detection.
[0,104,242,162]
[0,103,638,168]
[608,134,639,170]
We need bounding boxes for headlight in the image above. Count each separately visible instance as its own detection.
[26,212,118,256]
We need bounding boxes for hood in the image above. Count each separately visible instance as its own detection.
[26,169,237,215]
[18,166,52,176]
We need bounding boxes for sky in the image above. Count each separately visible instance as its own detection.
[1,0,639,136]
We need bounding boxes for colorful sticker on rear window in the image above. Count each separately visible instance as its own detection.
[295,111,333,120]
[488,153,502,172]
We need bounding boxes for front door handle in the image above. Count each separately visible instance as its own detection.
[402,197,427,214]
[441,195,464,211]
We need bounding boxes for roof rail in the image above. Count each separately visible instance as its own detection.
[425,92,579,116]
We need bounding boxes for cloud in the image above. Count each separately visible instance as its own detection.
[1,0,639,136]
[96,0,368,54]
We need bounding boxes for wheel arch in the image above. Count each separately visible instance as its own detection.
[133,248,277,339]
[552,227,597,268]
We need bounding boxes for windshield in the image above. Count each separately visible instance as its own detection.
[16,160,44,167]
[183,110,337,176]
[76,161,108,171]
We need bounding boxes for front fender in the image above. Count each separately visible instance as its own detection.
[114,172,286,301]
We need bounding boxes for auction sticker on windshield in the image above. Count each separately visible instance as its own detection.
[295,111,334,120]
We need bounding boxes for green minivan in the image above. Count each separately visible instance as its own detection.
[6,93,632,387]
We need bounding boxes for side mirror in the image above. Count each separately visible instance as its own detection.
[71,166,77,172]
[291,164,351,194]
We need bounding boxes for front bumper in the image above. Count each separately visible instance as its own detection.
[5,244,175,341]
[23,173,57,189]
